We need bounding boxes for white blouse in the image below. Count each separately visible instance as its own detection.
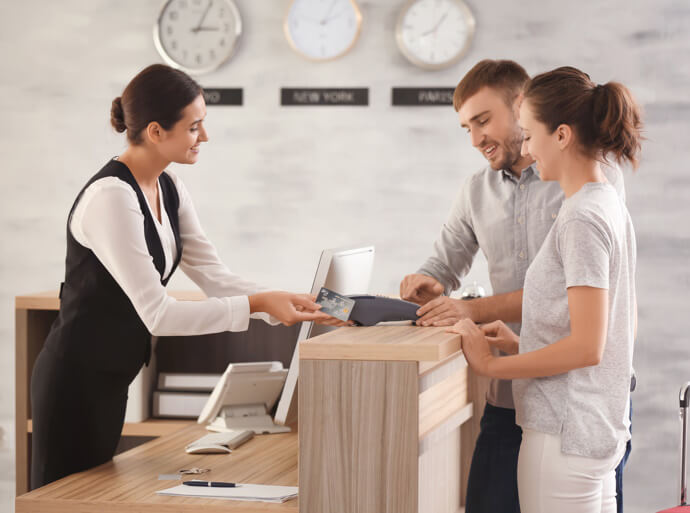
[69,167,276,337]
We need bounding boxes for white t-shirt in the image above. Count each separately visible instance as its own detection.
[69,167,277,337]
[514,182,637,458]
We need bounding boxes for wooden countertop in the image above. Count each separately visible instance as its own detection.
[16,424,298,513]
[299,325,462,362]
[16,290,206,311]
[27,418,191,438]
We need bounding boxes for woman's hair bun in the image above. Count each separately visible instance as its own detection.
[110,96,126,133]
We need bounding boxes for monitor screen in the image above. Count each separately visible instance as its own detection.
[273,245,375,426]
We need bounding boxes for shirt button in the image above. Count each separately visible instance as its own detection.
[520,184,525,190]
[519,251,525,259]
[518,216,525,224]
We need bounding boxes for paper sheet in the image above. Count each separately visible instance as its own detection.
[156,483,298,503]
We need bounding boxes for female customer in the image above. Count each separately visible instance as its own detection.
[450,66,641,513]
[31,64,337,488]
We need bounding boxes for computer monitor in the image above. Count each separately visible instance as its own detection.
[273,245,375,426]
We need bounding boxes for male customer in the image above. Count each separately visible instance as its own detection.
[400,59,630,513]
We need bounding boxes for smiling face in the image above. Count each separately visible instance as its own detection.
[458,86,530,173]
[155,93,208,164]
[518,99,563,181]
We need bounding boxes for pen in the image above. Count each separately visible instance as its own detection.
[183,480,237,488]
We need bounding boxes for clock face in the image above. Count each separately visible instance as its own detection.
[154,0,242,75]
[396,0,475,70]
[284,0,362,61]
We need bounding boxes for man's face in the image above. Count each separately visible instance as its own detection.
[458,86,526,172]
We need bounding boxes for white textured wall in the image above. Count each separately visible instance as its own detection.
[1,1,689,511]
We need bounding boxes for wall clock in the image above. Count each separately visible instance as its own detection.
[154,0,242,75]
[396,0,475,71]
[284,0,363,61]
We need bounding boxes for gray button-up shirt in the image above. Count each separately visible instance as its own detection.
[418,164,623,408]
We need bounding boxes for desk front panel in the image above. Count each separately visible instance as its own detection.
[299,343,475,513]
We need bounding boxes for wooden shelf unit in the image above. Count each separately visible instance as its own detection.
[14,291,204,495]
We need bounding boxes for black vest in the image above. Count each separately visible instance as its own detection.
[45,159,183,378]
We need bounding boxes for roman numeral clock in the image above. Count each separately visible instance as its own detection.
[154,0,242,74]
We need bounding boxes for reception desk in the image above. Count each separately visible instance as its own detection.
[299,325,487,513]
[16,292,487,513]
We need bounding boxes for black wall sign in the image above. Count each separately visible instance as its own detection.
[281,88,369,106]
[202,88,243,106]
[392,87,455,106]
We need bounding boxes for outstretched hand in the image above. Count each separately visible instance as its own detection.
[249,291,350,327]
[415,296,477,326]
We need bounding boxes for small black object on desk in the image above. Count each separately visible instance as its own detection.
[183,480,237,488]
[347,295,420,326]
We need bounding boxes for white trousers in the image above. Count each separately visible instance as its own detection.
[517,428,624,513]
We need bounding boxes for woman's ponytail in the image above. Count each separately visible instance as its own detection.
[591,82,643,168]
[524,67,643,169]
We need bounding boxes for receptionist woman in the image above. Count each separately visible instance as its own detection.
[30,64,337,488]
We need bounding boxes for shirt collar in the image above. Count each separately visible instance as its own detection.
[500,164,535,183]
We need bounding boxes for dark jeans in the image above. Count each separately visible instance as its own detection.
[466,403,522,513]
[614,400,633,513]
[466,402,632,513]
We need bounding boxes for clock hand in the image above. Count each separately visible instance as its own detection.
[435,11,449,30]
[419,10,450,37]
[321,10,346,24]
[322,4,356,25]
[430,11,449,59]
[193,26,220,31]
[193,0,214,33]
[320,0,338,25]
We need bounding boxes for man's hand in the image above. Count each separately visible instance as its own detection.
[400,273,444,305]
[446,318,494,376]
[415,296,478,326]
[481,320,519,355]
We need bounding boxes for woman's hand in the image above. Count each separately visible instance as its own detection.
[248,291,347,327]
[480,320,520,355]
[292,295,352,327]
[447,318,495,376]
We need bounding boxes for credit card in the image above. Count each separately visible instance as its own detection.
[315,287,355,321]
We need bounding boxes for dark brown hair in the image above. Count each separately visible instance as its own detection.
[110,64,203,144]
[524,66,643,168]
[453,59,529,111]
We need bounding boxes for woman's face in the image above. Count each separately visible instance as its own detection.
[158,93,208,164]
[518,99,561,181]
